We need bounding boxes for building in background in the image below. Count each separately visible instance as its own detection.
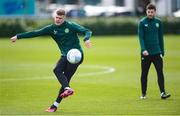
[151,0,180,16]
[0,0,35,16]
[0,0,179,18]
[37,0,136,17]
[37,0,180,17]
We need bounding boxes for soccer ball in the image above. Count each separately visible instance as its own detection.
[67,49,82,64]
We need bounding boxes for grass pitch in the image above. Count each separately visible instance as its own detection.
[0,35,180,115]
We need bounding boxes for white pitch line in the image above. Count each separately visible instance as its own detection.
[0,65,115,82]
[78,65,115,76]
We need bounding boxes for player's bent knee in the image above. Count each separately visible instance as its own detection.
[53,67,62,74]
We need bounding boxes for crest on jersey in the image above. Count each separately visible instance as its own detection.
[156,23,159,28]
[65,28,69,33]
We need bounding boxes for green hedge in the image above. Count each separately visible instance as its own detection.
[0,19,26,37]
[72,17,180,35]
[0,17,179,37]
[161,17,180,34]
[71,17,138,35]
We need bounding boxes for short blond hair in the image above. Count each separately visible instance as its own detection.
[56,9,66,16]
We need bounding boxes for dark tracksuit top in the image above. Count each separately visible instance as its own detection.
[17,21,92,56]
[138,17,164,56]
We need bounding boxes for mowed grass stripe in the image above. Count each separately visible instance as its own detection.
[0,35,180,115]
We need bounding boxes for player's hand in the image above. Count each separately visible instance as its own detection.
[10,36,17,43]
[142,50,149,56]
[84,40,92,48]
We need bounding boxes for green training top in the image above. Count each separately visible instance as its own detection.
[138,17,164,56]
[17,21,92,56]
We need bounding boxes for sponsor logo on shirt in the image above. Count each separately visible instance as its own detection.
[54,30,57,35]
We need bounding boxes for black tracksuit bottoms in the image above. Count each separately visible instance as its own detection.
[141,54,165,95]
[53,55,83,103]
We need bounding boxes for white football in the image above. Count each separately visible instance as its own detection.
[67,49,82,64]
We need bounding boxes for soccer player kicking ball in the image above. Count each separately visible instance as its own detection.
[10,9,92,112]
[138,3,170,100]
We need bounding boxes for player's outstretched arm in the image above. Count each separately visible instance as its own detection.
[10,35,17,43]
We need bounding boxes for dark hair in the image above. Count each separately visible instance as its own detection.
[56,9,66,16]
[146,3,156,11]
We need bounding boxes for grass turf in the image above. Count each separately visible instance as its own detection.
[0,35,180,115]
